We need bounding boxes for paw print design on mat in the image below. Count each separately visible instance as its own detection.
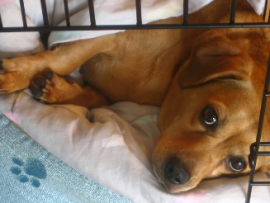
[10,158,47,188]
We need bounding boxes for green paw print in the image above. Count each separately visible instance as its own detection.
[10,158,47,188]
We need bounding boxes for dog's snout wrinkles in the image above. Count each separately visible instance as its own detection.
[164,157,190,185]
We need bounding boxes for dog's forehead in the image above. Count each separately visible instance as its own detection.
[201,78,260,107]
[181,79,259,117]
[205,86,260,130]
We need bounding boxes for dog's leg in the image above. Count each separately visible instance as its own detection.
[0,35,115,94]
[29,71,109,108]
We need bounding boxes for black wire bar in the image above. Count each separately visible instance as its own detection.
[63,0,70,27]
[2,22,270,32]
[263,0,269,20]
[246,54,270,203]
[135,0,142,25]
[19,0,27,27]
[40,0,49,26]
[230,0,236,24]
[250,181,270,186]
[1,0,270,32]
[0,14,2,28]
[87,0,96,26]
[183,0,188,24]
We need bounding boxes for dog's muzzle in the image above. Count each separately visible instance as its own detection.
[164,156,190,186]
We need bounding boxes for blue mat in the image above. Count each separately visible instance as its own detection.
[0,113,132,203]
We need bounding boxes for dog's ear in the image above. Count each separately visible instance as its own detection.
[179,30,250,88]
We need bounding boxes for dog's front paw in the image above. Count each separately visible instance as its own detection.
[0,59,32,94]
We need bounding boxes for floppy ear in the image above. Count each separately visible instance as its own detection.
[179,30,251,88]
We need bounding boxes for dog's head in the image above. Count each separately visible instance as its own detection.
[152,30,270,193]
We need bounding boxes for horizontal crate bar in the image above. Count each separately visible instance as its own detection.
[258,151,270,156]
[266,93,270,96]
[2,22,270,32]
[250,181,270,186]
[259,142,270,146]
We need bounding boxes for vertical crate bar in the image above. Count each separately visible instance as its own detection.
[88,0,96,26]
[19,0,27,27]
[40,0,49,26]
[263,0,268,20]
[135,0,142,25]
[230,0,236,24]
[266,0,270,23]
[63,0,70,26]
[246,53,270,203]
[0,14,2,28]
[183,0,188,24]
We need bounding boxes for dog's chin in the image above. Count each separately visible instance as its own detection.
[160,178,198,193]
[164,182,196,193]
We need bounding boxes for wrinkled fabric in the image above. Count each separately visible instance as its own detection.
[0,113,132,203]
[1,91,270,203]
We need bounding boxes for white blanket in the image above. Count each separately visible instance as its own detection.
[1,0,270,202]
[1,90,270,203]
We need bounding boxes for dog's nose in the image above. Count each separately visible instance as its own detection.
[164,157,190,185]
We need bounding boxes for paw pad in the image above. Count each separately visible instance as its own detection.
[10,158,47,188]
[29,77,46,98]
[42,71,54,80]
[30,71,55,99]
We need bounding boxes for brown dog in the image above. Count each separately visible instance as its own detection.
[1,0,270,193]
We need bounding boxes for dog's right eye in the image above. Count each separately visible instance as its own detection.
[202,107,218,126]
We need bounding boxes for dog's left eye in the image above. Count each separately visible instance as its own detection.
[227,157,247,172]
[202,107,218,126]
